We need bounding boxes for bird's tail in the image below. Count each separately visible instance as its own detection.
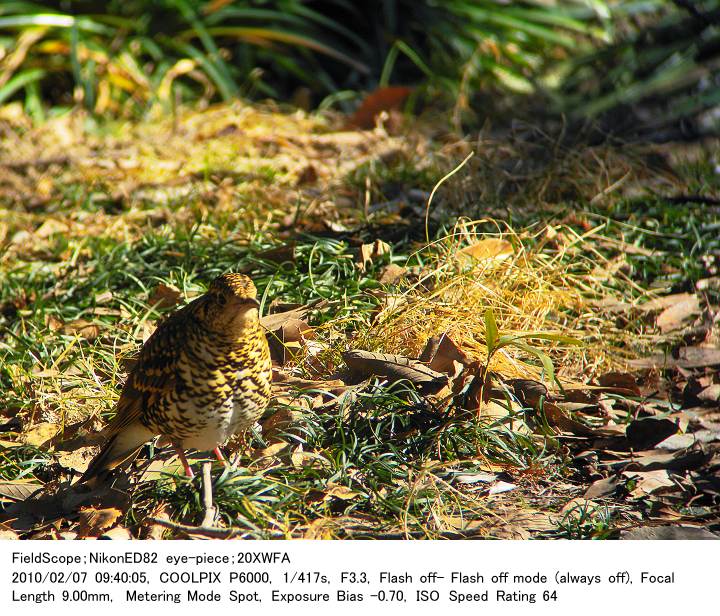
[79,421,154,485]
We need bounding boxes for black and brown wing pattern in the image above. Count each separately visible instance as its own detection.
[79,300,202,483]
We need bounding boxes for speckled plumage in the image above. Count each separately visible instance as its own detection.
[80,273,272,483]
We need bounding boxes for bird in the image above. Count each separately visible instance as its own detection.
[79,273,272,484]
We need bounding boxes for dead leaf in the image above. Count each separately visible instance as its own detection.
[583,476,620,499]
[357,239,391,272]
[419,334,468,373]
[101,527,133,539]
[626,418,679,450]
[510,379,548,408]
[62,319,101,340]
[697,384,720,403]
[77,507,122,537]
[621,525,719,540]
[323,484,361,501]
[0,480,43,502]
[20,422,60,448]
[621,449,711,472]
[656,294,701,332]
[629,347,720,370]
[260,300,322,332]
[640,292,695,312]
[458,238,513,263]
[261,408,302,443]
[348,86,412,130]
[486,509,556,539]
[544,402,603,437]
[45,314,64,331]
[295,164,318,186]
[623,470,675,497]
[35,218,69,238]
[343,350,448,393]
[148,283,182,309]
[488,481,517,495]
[596,371,641,396]
[378,264,407,284]
[56,446,96,474]
[0,525,18,539]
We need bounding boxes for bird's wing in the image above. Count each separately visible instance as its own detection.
[104,305,195,437]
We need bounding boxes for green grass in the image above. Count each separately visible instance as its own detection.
[1,104,718,538]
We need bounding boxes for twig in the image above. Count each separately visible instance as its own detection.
[146,517,243,539]
[200,462,217,528]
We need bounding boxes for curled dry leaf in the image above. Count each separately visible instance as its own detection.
[595,371,641,396]
[342,350,448,393]
[77,507,123,538]
[419,334,468,374]
[357,239,391,272]
[148,283,183,309]
[348,86,413,130]
[510,379,548,408]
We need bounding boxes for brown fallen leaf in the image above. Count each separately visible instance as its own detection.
[419,333,468,373]
[0,524,18,539]
[655,294,700,333]
[348,86,413,130]
[0,480,44,503]
[77,507,123,538]
[62,319,101,340]
[56,446,97,474]
[543,402,603,437]
[260,300,323,332]
[510,379,549,408]
[101,527,133,539]
[626,418,679,450]
[629,347,720,370]
[620,449,712,472]
[20,422,60,448]
[323,484,361,501]
[583,476,620,499]
[148,283,183,309]
[378,263,407,285]
[621,525,719,540]
[261,408,303,443]
[623,470,676,497]
[458,238,513,263]
[357,239,391,272]
[596,371,641,396]
[343,350,448,393]
[640,292,696,312]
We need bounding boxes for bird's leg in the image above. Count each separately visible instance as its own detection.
[213,446,233,469]
[172,442,194,478]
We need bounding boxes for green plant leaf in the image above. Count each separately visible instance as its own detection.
[484,308,499,356]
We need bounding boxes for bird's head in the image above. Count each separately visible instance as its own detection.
[199,273,261,334]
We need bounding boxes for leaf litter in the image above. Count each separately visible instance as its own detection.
[0,101,718,539]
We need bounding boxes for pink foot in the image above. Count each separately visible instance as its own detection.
[213,446,226,463]
[173,443,194,478]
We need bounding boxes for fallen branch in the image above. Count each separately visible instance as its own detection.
[145,517,243,539]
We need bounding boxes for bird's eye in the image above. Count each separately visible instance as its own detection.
[217,295,227,306]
